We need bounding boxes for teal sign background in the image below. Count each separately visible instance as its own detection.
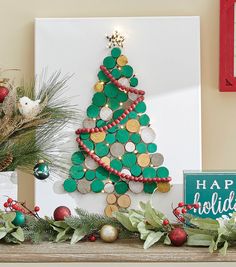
[184,172,236,219]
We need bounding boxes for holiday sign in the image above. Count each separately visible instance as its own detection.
[184,172,236,219]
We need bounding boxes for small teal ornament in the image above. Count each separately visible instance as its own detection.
[33,160,50,180]
[12,211,25,226]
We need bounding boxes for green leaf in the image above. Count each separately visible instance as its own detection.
[144,201,164,228]
[139,201,147,211]
[129,210,144,228]
[11,227,24,242]
[187,234,213,246]
[0,228,7,239]
[137,222,152,240]
[2,212,16,223]
[52,221,68,229]
[70,228,86,244]
[219,241,228,256]
[143,231,164,249]
[164,234,171,245]
[190,218,219,231]
[55,229,67,242]
[113,212,137,232]
[209,240,215,253]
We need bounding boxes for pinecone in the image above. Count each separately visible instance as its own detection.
[0,153,13,171]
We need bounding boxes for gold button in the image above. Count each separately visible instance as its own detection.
[117,55,128,66]
[157,182,171,193]
[90,131,106,143]
[94,81,104,92]
[126,119,140,133]
[137,153,150,167]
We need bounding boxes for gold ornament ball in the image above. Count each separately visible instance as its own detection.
[100,225,118,243]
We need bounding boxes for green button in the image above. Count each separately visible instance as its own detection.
[129,111,137,119]
[69,165,85,179]
[105,133,116,144]
[108,98,119,110]
[107,125,118,133]
[116,91,128,102]
[130,77,138,87]
[143,167,156,178]
[147,143,157,153]
[144,182,157,194]
[136,143,146,153]
[111,68,121,79]
[85,170,95,181]
[130,165,142,176]
[63,178,77,192]
[135,101,146,113]
[96,119,106,127]
[116,129,129,144]
[121,65,133,78]
[139,114,150,126]
[122,152,136,167]
[110,173,120,183]
[103,56,116,69]
[111,47,121,58]
[71,151,85,165]
[95,143,109,157]
[130,133,141,144]
[92,92,106,107]
[113,108,124,119]
[87,105,99,118]
[82,139,94,151]
[91,180,104,192]
[80,133,90,140]
[96,166,109,180]
[115,181,129,194]
[157,167,169,178]
[104,83,119,98]
[98,70,109,82]
[110,159,122,171]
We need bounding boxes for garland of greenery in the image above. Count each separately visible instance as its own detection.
[0,200,235,256]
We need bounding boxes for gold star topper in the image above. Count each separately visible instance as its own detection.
[106,31,125,48]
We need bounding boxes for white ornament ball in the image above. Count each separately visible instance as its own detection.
[100,224,119,243]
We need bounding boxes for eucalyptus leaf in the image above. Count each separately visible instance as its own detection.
[113,212,137,232]
[139,201,147,211]
[70,228,86,244]
[143,231,164,249]
[129,210,144,228]
[2,212,16,223]
[0,228,7,239]
[190,218,219,231]
[144,201,163,228]
[219,241,228,256]
[209,239,215,253]
[163,234,171,245]
[52,221,68,229]
[137,222,152,240]
[11,227,24,242]
[187,234,213,246]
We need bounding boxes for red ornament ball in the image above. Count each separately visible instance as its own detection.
[53,206,71,221]
[89,235,97,242]
[168,227,187,246]
[0,86,9,103]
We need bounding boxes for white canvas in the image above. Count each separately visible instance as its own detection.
[35,17,201,220]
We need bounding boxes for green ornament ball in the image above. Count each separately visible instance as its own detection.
[12,211,25,226]
[33,160,50,180]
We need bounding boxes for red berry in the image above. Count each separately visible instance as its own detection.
[7,198,13,204]
[180,217,185,223]
[163,219,169,226]
[34,206,40,212]
[89,235,96,242]
[174,209,181,216]
[3,202,8,208]
[186,205,192,210]
[193,203,200,209]
[181,208,187,214]
[178,202,184,207]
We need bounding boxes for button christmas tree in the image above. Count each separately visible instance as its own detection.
[63,31,172,203]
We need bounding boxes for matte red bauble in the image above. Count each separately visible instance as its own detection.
[0,86,9,103]
[168,227,187,246]
[53,206,71,221]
